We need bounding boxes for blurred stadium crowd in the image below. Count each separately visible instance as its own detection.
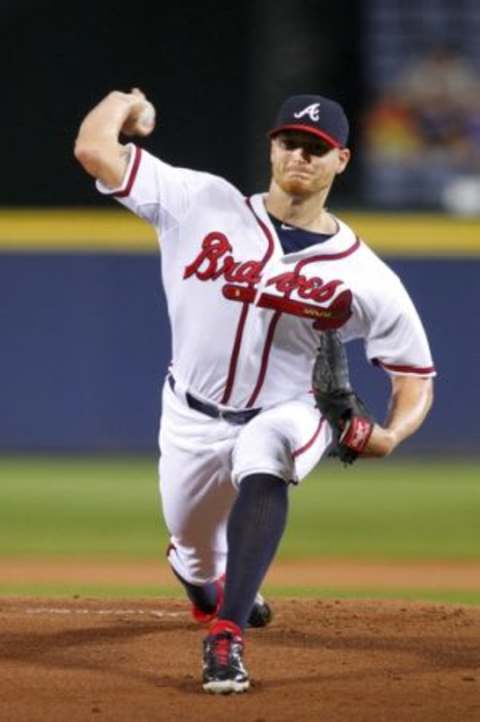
[362,0,480,213]
[4,0,480,213]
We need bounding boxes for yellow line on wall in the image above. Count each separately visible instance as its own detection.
[0,209,157,251]
[342,213,480,255]
[0,208,478,255]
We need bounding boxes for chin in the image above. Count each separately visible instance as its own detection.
[279,178,311,196]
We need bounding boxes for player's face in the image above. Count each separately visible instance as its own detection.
[270,131,350,197]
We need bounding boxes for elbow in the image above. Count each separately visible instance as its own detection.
[425,378,434,414]
[73,138,92,165]
[74,139,103,177]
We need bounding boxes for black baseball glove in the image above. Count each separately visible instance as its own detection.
[312,331,375,465]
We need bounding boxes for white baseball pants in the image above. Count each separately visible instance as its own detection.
[158,379,331,585]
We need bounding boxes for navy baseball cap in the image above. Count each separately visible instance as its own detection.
[268,94,349,148]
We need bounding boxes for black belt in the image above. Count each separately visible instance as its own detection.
[168,375,261,426]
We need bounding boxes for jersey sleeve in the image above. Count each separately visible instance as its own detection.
[95,143,210,233]
[363,272,436,377]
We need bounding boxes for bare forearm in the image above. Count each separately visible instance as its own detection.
[364,376,433,457]
[74,88,155,187]
[76,92,134,149]
[74,92,134,181]
[386,377,433,445]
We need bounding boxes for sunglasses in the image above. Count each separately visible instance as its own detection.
[276,134,333,157]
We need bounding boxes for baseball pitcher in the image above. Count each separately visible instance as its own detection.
[74,89,435,694]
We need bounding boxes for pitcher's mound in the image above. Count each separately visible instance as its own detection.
[0,597,479,722]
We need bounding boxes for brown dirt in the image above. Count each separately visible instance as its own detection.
[1,595,479,722]
[3,557,480,590]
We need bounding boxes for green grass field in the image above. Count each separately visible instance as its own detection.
[1,455,479,602]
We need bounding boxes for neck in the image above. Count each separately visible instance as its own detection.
[264,181,336,234]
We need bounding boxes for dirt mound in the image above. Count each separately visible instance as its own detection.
[0,597,479,722]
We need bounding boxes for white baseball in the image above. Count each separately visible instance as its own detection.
[138,102,156,131]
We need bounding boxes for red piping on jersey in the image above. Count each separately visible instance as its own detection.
[245,232,361,407]
[113,145,142,198]
[220,197,275,404]
[246,311,282,407]
[221,301,251,403]
[293,237,361,271]
[292,416,325,458]
[373,359,436,375]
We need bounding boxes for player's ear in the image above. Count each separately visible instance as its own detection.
[336,147,351,175]
[269,138,277,162]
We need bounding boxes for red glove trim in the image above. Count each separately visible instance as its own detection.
[340,416,373,454]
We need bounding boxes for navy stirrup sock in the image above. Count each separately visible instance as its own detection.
[219,473,288,629]
[170,564,219,613]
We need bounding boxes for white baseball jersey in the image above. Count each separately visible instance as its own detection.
[96,143,435,584]
[98,143,435,410]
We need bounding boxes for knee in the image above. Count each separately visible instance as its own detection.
[237,472,288,495]
[232,427,292,487]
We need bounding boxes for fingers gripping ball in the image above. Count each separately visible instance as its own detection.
[137,102,156,131]
[122,101,156,137]
[312,331,375,464]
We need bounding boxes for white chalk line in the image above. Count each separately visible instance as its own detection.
[22,607,188,618]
